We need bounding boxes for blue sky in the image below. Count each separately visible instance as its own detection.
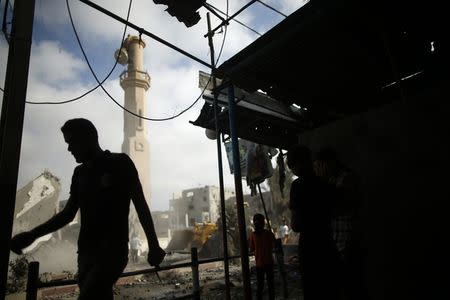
[0,0,307,211]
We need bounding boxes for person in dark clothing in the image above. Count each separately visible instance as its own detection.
[10,118,165,300]
[314,147,365,300]
[249,213,275,300]
[287,145,340,300]
[314,147,358,260]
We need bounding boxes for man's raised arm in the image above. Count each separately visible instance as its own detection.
[10,196,78,254]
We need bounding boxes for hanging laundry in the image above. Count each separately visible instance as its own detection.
[246,142,278,195]
[223,139,248,177]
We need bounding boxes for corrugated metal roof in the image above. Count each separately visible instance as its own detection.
[192,0,449,148]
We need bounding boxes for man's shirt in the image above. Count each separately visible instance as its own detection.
[249,229,274,267]
[280,225,289,236]
[69,150,139,253]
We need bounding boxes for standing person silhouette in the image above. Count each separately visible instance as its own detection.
[10,118,165,299]
[249,213,275,300]
[314,147,358,262]
[287,145,340,300]
[279,219,290,245]
[314,147,362,300]
[130,235,142,264]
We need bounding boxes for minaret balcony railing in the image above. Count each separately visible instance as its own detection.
[120,69,150,83]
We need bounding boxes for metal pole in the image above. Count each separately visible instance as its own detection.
[205,0,258,37]
[203,4,227,22]
[26,261,39,300]
[0,0,36,297]
[257,184,272,231]
[206,12,231,300]
[191,247,200,300]
[78,0,212,69]
[227,84,252,300]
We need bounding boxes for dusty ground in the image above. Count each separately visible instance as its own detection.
[7,254,304,299]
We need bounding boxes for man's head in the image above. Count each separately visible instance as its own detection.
[253,213,265,231]
[287,144,313,177]
[61,118,99,163]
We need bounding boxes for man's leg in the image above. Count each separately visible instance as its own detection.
[256,266,265,300]
[78,252,128,300]
[266,265,275,300]
[78,267,115,300]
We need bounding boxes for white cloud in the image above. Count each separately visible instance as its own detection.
[28,40,86,85]
[1,0,306,212]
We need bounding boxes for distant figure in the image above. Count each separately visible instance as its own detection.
[249,213,275,300]
[10,118,166,300]
[130,235,142,263]
[287,145,340,300]
[279,220,290,244]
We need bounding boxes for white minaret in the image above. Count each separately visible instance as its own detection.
[116,35,151,241]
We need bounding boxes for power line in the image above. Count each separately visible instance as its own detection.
[257,0,287,18]
[208,0,258,37]
[205,2,261,36]
[24,0,133,105]
[66,0,228,121]
[0,0,229,118]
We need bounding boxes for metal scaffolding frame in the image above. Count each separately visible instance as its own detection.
[0,0,272,298]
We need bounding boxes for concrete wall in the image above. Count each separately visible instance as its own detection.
[298,80,450,300]
[13,171,60,236]
[169,186,235,231]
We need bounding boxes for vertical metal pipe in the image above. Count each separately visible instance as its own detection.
[26,261,39,300]
[0,0,36,297]
[191,247,200,300]
[206,12,231,300]
[257,184,272,231]
[227,85,252,299]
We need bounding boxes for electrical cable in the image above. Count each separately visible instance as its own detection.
[1,0,229,118]
[23,0,133,105]
[66,0,228,121]
[257,0,287,18]
[205,2,261,36]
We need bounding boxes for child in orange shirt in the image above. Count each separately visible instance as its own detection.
[249,213,275,300]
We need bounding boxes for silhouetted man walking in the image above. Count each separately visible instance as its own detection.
[10,118,165,299]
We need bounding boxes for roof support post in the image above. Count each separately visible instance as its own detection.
[0,0,36,297]
[206,12,231,300]
[227,84,252,300]
[205,0,258,37]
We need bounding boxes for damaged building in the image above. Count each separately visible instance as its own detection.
[10,171,78,273]
[12,170,61,248]
[166,186,235,252]
[168,185,235,231]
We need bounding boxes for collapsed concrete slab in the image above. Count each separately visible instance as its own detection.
[13,170,61,249]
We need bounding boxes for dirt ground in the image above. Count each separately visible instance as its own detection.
[8,255,304,300]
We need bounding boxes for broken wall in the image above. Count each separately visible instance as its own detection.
[13,171,60,235]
